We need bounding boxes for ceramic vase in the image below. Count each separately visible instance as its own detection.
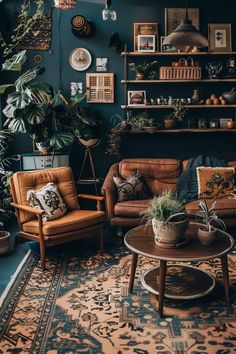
[198,227,216,246]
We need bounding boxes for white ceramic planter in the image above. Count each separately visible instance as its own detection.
[152,218,188,246]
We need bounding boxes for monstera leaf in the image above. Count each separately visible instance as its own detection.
[7,118,26,133]
[7,90,31,109]
[27,105,45,125]
[50,132,74,150]
[0,84,14,94]
[30,82,52,104]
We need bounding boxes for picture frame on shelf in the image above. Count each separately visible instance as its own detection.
[220,118,233,128]
[138,35,156,52]
[165,8,200,35]
[128,90,146,106]
[96,57,108,72]
[133,22,159,51]
[208,23,232,52]
[160,36,179,52]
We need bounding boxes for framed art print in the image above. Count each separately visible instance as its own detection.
[96,57,108,72]
[128,90,146,106]
[138,35,156,52]
[165,8,199,35]
[208,24,232,52]
[133,22,159,51]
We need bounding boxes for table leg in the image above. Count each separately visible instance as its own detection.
[129,253,138,293]
[221,256,230,304]
[158,260,167,316]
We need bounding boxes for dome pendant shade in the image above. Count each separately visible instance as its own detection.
[163,18,209,50]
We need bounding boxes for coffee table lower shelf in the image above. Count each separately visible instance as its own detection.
[141,265,215,300]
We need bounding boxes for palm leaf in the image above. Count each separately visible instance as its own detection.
[50,132,74,150]
[8,118,26,133]
[27,106,45,125]
[0,84,14,94]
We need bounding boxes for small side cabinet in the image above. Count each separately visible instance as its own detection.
[20,153,69,171]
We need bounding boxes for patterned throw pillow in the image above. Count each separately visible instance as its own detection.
[27,182,67,222]
[113,172,149,202]
[196,167,235,199]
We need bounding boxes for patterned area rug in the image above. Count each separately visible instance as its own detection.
[0,238,236,354]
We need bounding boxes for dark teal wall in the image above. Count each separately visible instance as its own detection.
[1,0,236,181]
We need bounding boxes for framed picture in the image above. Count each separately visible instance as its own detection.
[160,36,178,52]
[86,73,114,103]
[138,35,155,52]
[96,57,108,72]
[70,82,83,97]
[165,8,199,35]
[208,24,232,52]
[133,22,159,51]
[128,90,146,106]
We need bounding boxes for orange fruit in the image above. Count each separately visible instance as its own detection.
[213,98,220,105]
[206,98,212,105]
[210,94,217,101]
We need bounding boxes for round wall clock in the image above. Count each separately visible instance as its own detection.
[69,48,92,71]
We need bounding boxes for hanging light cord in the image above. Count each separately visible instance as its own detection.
[57,9,62,91]
[185,0,188,19]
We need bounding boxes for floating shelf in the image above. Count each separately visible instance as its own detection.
[121,105,236,109]
[121,51,236,56]
[126,129,236,134]
[121,79,236,83]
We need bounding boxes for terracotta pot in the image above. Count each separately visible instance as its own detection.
[0,231,11,255]
[135,72,145,80]
[198,227,216,246]
[227,120,235,129]
[79,138,100,147]
[152,217,189,247]
[164,118,177,129]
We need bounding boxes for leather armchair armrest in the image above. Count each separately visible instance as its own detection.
[101,163,119,220]
[78,194,106,211]
[11,202,44,216]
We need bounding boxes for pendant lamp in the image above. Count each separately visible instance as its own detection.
[54,0,76,9]
[102,0,117,21]
[163,0,208,51]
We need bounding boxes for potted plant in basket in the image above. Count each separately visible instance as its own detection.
[196,199,226,245]
[164,100,188,129]
[129,61,158,80]
[141,191,188,248]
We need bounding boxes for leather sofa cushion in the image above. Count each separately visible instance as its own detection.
[119,159,181,196]
[186,197,236,218]
[12,167,80,223]
[114,199,149,217]
[22,209,105,236]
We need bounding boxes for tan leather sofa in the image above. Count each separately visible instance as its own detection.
[101,158,236,235]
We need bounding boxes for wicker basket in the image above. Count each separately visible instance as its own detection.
[160,58,202,80]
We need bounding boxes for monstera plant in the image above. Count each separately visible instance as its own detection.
[0,51,82,151]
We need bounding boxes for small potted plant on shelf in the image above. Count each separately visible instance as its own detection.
[129,61,158,80]
[164,100,188,129]
[196,199,226,246]
[141,191,188,248]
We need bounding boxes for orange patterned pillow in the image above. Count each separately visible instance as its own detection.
[196,167,235,199]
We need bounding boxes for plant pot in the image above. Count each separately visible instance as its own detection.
[152,218,189,247]
[135,72,145,80]
[0,231,11,255]
[164,118,177,129]
[79,138,100,147]
[198,227,217,246]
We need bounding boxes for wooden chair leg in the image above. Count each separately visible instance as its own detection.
[117,227,123,237]
[99,226,104,256]
[39,238,46,271]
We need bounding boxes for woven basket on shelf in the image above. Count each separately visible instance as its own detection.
[160,58,202,80]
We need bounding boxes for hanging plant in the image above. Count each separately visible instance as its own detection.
[1,0,45,57]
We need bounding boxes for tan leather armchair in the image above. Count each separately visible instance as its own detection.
[10,167,106,270]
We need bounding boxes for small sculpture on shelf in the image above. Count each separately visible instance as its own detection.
[206,62,223,79]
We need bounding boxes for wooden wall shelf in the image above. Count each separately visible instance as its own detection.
[121,79,236,83]
[121,51,236,57]
[121,104,236,109]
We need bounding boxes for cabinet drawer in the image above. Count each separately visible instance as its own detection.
[21,155,69,170]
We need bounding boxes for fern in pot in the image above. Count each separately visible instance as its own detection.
[196,199,226,246]
[141,191,188,247]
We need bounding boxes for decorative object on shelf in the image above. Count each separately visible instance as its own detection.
[208,23,232,53]
[160,36,178,53]
[206,62,223,79]
[96,58,108,72]
[86,73,114,103]
[33,54,43,64]
[225,58,236,78]
[133,23,159,52]
[205,93,226,106]
[137,35,155,53]
[209,117,219,128]
[71,15,94,38]
[196,199,226,246]
[128,61,158,80]
[109,33,123,53]
[164,5,208,52]
[128,90,146,106]
[198,117,207,128]
[222,88,236,104]
[160,57,201,80]
[102,0,117,21]
[164,100,188,129]
[69,48,92,71]
[191,89,201,104]
[54,0,76,9]
[227,120,235,129]
[18,14,52,51]
[141,191,188,248]
[220,118,234,128]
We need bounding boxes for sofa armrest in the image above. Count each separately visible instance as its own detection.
[101,163,119,220]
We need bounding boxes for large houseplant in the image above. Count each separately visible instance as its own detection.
[141,191,188,247]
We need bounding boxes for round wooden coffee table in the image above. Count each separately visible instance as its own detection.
[124,222,235,316]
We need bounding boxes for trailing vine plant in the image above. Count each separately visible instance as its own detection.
[0,0,45,57]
